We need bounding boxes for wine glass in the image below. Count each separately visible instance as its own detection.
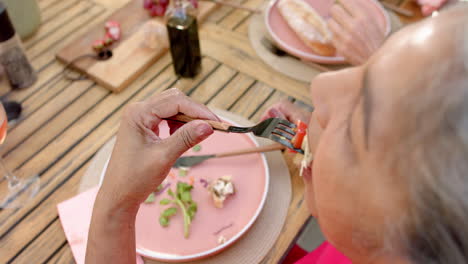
[0,103,40,209]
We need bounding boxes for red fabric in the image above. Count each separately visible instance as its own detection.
[283,242,352,264]
[283,245,308,264]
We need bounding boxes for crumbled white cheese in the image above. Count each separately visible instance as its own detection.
[218,235,226,245]
[209,176,235,208]
[224,182,234,195]
[213,180,226,195]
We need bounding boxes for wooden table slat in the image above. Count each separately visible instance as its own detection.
[218,0,264,30]
[200,24,311,104]
[6,9,115,103]
[39,0,84,24]
[0,161,89,262]
[28,5,105,60]
[2,80,98,161]
[4,85,109,173]
[10,164,91,263]
[46,244,75,264]
[188,64,237,103]
[1,0,327,262]
[250,90,288,122]
[205,0,245,24]
[207,73,256,109]
[229,82,274,117]
[26,0,94,50]
[0,55,173,234]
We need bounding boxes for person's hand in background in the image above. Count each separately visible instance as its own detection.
[328,0,387,65]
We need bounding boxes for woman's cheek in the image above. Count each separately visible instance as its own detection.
[302,165,317,216]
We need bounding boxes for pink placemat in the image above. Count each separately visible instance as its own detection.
[57,187,144,264]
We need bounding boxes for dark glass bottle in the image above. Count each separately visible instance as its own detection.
[165,0,201,78]
[0,2,37,90]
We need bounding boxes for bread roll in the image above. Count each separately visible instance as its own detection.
[277,0,336,56]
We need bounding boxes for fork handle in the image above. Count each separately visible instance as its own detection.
[216,143,285,158]
[166,114,232,131]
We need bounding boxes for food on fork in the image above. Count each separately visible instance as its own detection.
[209,176,235,208]
[300,135,313,176]
[292,120,308,150]
[277,0,336,56]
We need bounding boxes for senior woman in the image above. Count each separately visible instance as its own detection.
[86,5,468,264]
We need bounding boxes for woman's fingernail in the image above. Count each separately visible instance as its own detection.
[196,122,213,137]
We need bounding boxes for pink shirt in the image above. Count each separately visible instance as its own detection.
[295,242,351,264]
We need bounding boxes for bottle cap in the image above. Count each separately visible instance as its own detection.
[0,1,15,42]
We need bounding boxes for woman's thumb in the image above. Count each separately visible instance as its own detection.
[163,120,213,161]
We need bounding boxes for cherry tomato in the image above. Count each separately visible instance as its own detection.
[292,120,308,150]
[296,120,308,132]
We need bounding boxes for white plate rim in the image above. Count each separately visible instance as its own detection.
[98,117,270,262]
[264,0,392,64]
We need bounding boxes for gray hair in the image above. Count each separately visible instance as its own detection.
[388,5,468,263]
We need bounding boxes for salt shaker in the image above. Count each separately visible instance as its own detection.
[0,1,37,90]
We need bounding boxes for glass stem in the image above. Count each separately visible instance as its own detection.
[0,158,19,187]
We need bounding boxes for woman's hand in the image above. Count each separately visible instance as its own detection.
[261,99,312,124]
[328,0,386,65]
[100,88,219,209]
[86,89,219,264]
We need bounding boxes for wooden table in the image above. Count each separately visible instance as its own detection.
[0,0,422,262]
[0,0,312,263]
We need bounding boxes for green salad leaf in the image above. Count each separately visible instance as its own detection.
[159,181,198,238]
[144,193,155,203]
[192,145,202,152]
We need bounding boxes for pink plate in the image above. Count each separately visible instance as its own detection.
[133,119,269,262]
[265,0,391,64]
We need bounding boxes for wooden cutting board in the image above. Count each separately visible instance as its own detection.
[56,0,217,93]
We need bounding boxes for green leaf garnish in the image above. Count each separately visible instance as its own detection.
[168,189,175,198]
[187,209,195,221]
[162,207,177,217]
[158,181,198,238]
[192,145,202,152]
[160,198,172,205]
[144,193,155,203]
[159,216,169,227]
[181,191,192,202]
[188,202,197,213]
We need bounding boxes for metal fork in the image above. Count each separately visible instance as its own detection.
[164,114,304,154]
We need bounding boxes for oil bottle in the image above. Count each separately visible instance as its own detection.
[165,0,201,78]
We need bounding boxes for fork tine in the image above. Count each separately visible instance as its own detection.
[272,129,294,141]
[278,119,296,129]
[275,125,296,136]
[270,134,304,154]
[270,134,295,149]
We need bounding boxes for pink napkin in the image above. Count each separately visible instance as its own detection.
[57,187,144,264]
